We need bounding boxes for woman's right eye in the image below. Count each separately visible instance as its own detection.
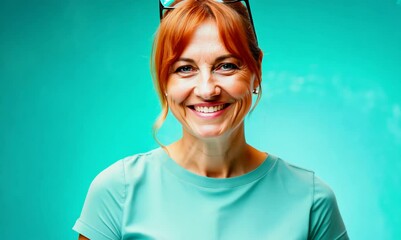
[175,65,195,74]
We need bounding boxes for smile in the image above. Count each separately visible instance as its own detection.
[188,103,230,114]
[195,104,224,113]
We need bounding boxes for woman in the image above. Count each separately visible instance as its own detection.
[73,0,348,239]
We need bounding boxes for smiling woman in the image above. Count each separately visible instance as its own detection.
[166,21,256,139]
[72,0,348,239]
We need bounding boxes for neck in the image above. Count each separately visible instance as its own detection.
[167,125,265,178]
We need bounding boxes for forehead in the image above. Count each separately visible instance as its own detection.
[179,20,230,59]
[192,20,219,40]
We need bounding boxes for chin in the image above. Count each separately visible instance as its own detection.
[187,125,227,139]
[196,132,224,139]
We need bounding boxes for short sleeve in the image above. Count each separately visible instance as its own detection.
[73,160,126,240]
[309,175,349,240]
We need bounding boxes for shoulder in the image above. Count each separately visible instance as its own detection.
[312,174,337,209]
[121,147,165,170]
[272,156,338,206]
[274,157,314,179]
[87,148,163,199]
[91,147,164,188]
[73,148,165,239]
[271,156,348,239]
[90,158,125,191]
[270,156,316,193]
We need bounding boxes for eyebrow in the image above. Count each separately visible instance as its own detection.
[176,54,240,64]
[215,54,239,62]
[176,58,196,64]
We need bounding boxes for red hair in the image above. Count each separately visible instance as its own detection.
[151,0,263,142]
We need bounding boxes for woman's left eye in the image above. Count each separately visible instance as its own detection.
[216,63,239,72]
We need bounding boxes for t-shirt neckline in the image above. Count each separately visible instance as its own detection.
[157,147,277,189]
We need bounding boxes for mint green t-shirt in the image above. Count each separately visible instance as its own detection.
[73,148,348,239]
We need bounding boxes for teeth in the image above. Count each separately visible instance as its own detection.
[194,104,225,113]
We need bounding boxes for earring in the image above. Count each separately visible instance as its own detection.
[252,88,259,95]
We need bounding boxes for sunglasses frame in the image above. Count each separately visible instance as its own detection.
[158,0,258,45]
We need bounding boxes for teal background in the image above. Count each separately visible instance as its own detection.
[1,0,400,239]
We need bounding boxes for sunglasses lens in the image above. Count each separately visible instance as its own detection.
[162,0,242,7]
[160,0,183,8]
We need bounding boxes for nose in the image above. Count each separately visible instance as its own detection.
[194,71,221,99]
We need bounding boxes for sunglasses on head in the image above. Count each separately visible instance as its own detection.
[158,0,258,45]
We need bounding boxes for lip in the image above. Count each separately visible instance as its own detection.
[187,102,231,119]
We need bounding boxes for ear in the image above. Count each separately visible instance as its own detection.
[252,51,263,89]
[258,50,264,65]
[252,75,260,89]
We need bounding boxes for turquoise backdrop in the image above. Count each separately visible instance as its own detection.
[1,0,400,239]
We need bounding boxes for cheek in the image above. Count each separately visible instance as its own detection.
[166,78,193,104]
[227,83,251,98]
[222,74,253,99]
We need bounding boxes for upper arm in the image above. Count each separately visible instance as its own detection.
[309,175,348,240]
[72,160,126,240]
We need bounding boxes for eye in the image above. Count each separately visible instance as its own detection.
[175,65,196,74]
[215,63,239,72]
